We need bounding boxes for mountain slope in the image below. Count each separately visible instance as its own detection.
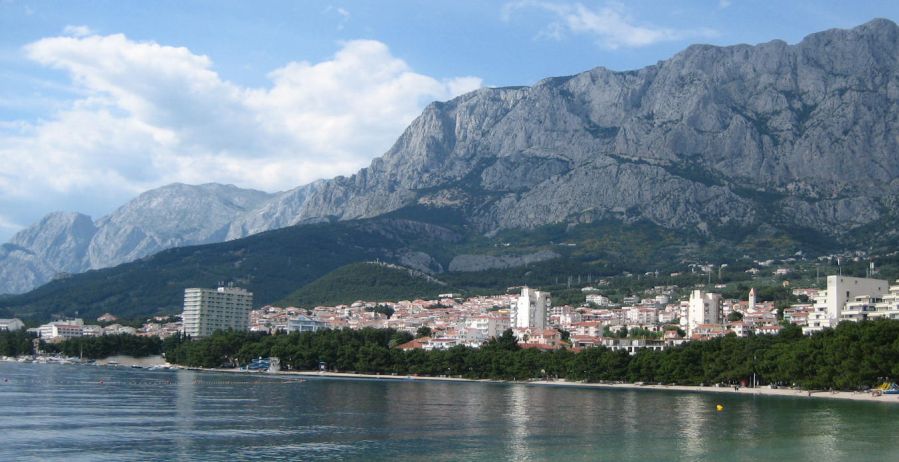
[271,19,899,238]
[278,261,450,307]
[0,212,830,323]
[5,19,899,295]
[0,183,272,294]
[0,218,462,321]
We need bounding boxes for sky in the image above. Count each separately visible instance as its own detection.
[1,0,899,242]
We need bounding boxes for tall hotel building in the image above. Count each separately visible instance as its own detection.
[182,286,254,338]
[513,287,551,330]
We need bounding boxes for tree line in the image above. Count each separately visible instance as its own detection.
[44,334,167,359]
[0,331,167,359]
[5,319,898,390]
[163,319,899,390]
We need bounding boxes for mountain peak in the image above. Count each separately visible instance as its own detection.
[4,19,899,296]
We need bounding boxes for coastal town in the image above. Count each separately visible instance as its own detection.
[8,264,899,358]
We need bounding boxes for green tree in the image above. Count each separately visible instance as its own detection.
[727,311,744,322]
[416,326,433,338]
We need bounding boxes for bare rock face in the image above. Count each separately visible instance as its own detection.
[4,19,899,294]
[86,183,272,268]
[0,244,58,294]
[0,184,272,294]
[9,212,97,273]
[272,19,899,236]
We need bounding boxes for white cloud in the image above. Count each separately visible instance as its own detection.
[0,33,482,238]
[503,1,717,49]
[62,25,94,37]
[719,0,732,8]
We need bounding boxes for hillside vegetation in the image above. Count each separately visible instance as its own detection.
[279,262,450,307]
[0,211,878,322]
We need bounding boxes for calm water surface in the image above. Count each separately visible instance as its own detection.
[1,362,897,461]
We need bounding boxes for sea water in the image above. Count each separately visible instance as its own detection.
[1,362,897,461]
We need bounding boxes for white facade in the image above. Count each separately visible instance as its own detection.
[748,288,757,311]
[871,281,899,320]
[38,319,84,340]
[625,307,659,325]
[513,287,550,329]
[182,286,254,339]
[688,290,721,337]
[286,315,328,333]
[804,276,888,334]
[82,325,104,337]
[824,276,887,320]
[466,315,510,339]
[585,294,611,306]
[0,318,24,331]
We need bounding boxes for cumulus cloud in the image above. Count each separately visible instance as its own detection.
[0,33,481,238]
[503,1,717,49]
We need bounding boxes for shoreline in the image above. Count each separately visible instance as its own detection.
[7,359,896,404]
[201,367,899,404]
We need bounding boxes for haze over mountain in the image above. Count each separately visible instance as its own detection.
[0,184,272,294]
[3,19,899,295]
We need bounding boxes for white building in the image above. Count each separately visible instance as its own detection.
[625,307,659,325]
[82,325,104,337]
[871,281,899,321]
[105,324,138,336]
[513,287,550,330]
[0,318,25,331]
[286,315,328,333]
[38,319,84,340]
[466,315,510,340]
[748,288,757,311]
[585,294,611,306]
[182,286,254,339]
[804,276,888,334]
[688,290,722,337]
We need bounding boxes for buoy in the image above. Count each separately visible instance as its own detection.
[716,404,724,411]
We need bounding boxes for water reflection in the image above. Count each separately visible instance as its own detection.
[2,364,899,461]
[175,370,197,458]
[675,394,707,459]
[507,384,531,461]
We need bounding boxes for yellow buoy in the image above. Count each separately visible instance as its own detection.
[716,404,724,411]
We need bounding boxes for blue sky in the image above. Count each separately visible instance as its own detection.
[1,0,898,241]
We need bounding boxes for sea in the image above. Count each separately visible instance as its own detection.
[1,362,897,461]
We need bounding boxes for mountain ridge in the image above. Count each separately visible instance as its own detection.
[4,18,899,294]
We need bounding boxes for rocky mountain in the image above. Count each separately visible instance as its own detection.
[271,18,899,238]
[4,19,899,294]
[0,184,272,294]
